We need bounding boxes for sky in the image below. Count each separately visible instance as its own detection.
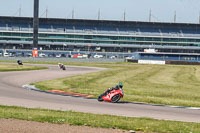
[1,0,200,23]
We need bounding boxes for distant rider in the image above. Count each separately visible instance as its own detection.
[58,63,63,69]
[58,63,66,70]
[103,82,123,95]
[17,60,23,65]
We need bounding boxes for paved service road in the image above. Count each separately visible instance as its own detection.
[0,64,200,123]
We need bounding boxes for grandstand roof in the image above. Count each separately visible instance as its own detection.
[1,16,200,30]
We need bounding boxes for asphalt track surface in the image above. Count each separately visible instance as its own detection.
[0,63,200,123]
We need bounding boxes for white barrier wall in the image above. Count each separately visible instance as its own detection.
[138,60,166,65]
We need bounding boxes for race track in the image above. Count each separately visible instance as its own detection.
[0,63,200,123]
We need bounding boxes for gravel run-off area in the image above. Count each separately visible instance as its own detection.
[0,118,134,133]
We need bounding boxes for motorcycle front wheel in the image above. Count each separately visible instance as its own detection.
[111,94,120,103]
[97,95,103,102]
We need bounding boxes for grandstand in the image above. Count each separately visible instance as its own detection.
[1,16,200,53]
[132,52,200,62]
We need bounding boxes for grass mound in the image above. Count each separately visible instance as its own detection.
[33,63,200,107]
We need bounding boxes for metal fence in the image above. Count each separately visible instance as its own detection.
[0,57,124,63]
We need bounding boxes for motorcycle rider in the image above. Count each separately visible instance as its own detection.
[58,63,63,68]
[58,63,66,70]
[103,82,123,96]
[17,60,23,65]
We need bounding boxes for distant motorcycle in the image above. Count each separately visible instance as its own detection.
[62,65,66,70]
[58,63,66,70]
[98,88,124,103]
[17,60,23,65]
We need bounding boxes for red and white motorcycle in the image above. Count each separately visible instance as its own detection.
[58,63,66,70]
[97,88,124,103]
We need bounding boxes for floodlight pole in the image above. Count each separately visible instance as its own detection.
[123,10,126,21]
[98,9,100,20]
[72,9,74,19]
[174,11,176,23]
[149,9,152,22]
[19,5,21,17]
[33,0,39,49]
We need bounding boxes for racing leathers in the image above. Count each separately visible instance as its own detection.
[103,84,122,96]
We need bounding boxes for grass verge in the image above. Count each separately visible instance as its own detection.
[0,64,47,72]
[32,62,200,107]
[0,105,200,133]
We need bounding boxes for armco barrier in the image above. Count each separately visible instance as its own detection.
[127,59,200,65]
[125,59,138,63]
[127,59,165,64]
[138,60,165,65]
[166,61,200,65]
[0,57,124,63]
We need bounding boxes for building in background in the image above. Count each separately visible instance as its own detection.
[1,16,200,53]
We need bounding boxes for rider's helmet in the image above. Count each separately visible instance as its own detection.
[119,82,123,88]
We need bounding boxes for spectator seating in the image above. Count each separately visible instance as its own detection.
[1,21,200,38]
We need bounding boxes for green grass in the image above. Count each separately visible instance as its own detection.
[0,64,47,72]
[1,61,200,132]
[33,62,200,107]
[0,105,200,133]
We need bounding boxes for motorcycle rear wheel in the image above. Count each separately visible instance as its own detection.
[111,94,120,103]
